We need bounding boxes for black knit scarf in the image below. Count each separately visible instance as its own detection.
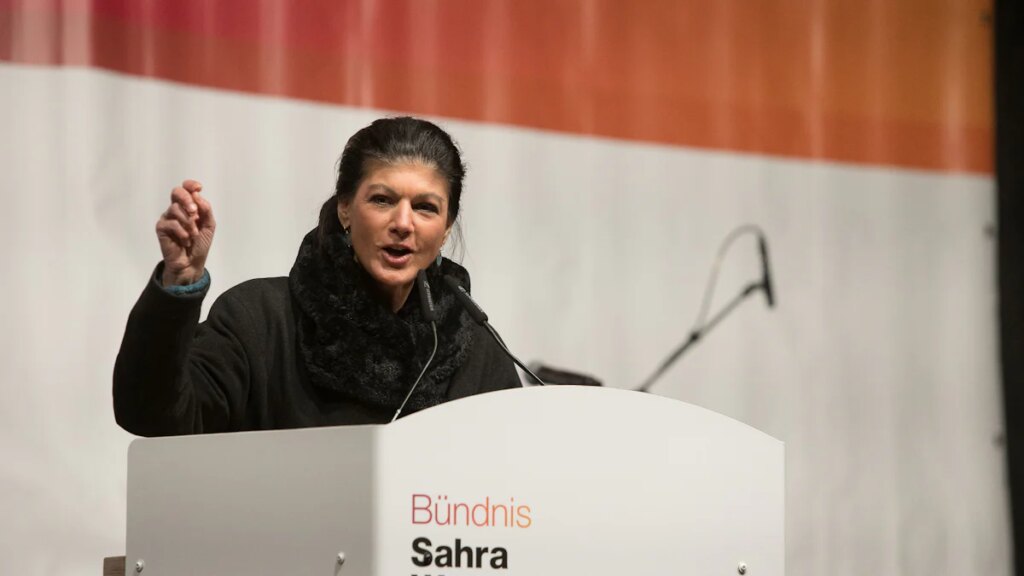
[288,229,475,413]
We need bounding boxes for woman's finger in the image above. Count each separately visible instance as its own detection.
[167,202,198,235]
[182,179,203,194]
[193,191,216,229]
[170,186,198,216]
[156,216,191,245]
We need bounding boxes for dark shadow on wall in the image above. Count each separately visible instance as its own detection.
[998,0,1024,573]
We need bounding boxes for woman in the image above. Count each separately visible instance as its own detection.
[114,117,521,437]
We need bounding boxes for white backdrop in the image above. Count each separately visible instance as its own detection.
[0,63,1009,575]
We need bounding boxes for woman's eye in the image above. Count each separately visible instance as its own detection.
[370,195,392,206]
[416,203,440,214]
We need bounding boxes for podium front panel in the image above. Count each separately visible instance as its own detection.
[126,426,378,575]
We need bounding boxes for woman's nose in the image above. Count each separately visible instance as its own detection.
[390,202,413,236]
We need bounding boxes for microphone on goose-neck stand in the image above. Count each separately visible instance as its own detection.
[635,225,776,393]
[442,274,547,386]
[758,234,775,309]
[392,269,440,422]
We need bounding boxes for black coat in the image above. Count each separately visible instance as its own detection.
[113,269,521,437]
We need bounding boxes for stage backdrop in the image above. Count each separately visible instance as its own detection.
[0,1,1006,575]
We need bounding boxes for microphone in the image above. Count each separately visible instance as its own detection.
[442,275,546,386]
[758,234,775,308]
[417,269,440,322]
[443,276,488,324]
[637,224,774,392]
[392,270,440,422]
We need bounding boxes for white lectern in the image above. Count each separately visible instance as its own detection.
[123,386,784,575]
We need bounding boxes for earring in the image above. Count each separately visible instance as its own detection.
[341,226,351,248]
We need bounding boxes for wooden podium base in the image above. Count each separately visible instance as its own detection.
[103,556,125,576]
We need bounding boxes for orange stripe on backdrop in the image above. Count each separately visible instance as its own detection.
[0,0,993,174]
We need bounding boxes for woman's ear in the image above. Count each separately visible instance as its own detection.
[336,198,351,229]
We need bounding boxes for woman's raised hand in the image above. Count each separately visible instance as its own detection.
[156,179,216,286]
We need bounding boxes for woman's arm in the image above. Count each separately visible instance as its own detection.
[113,265,256,436]
[113,179,252,436]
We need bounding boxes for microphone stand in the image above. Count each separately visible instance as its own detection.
[636,281,763,393]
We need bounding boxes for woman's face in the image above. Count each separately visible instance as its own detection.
[338,162,451,311]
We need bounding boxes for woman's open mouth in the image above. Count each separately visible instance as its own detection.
[382,245,414,266]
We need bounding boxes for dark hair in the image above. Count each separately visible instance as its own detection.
[317,117,466,248]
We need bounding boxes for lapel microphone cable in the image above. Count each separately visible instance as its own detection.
[392,270,440,422]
